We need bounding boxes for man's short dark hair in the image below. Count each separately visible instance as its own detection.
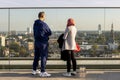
[38,12,45,18]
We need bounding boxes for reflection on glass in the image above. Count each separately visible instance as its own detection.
[0,8,120,58]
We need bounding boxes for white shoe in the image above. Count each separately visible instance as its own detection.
[32,70,40,75]
[63,72,71,77]
[40,72,51,77]
[71,71,77,75]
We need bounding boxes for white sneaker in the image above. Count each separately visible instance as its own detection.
[63,72,71,77]
[40,72,51,77]
[71,71,77,75]
[32,70,40,75]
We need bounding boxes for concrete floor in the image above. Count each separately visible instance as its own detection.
[0,69,120,80]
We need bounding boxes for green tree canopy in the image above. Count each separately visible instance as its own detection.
[9,42,20,52]
[19,46,27,57]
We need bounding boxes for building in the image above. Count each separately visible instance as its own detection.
[5,37,16,46]
[25,42,34,51]
[3,48,9,57]
[11,30,17,35]
[25,42,34,56]
[80,44,108,51]
[98,24,102,35]
[108,42,118,50]
[18,36,23,40]
[80,45,92,50]
[0,35,5,46]
[27,27,32,34]
[110,23,114,43]
[108,23,118,50]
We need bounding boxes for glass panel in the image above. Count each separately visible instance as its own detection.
[2,8,120,59]
[105,9,120,58]
[9,8,106,58]
[49,9,105,58]
[1,8,120,69]
[10,9,36,57]
[0,9,9,57]
[0,9,9,69]
[9,9,58,57]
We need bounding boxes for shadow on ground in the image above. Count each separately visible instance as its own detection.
[0,72,80,79]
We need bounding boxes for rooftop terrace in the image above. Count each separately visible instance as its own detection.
[1,69,120,80]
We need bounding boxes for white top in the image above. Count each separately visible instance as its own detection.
[62,26,77,50]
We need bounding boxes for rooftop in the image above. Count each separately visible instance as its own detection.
[1,69,120,80]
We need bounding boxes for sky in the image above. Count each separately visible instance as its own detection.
[0,0,120,7]
[0,0,120,31]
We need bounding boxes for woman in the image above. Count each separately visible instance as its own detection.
[62,18,77,76]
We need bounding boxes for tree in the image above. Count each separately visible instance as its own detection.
[0,37,1,45]
[0,46,6,57]
[27,38,34,42]
[9,42,20,52]
[19,46,27,57]
[91,44,98,57]
[96,34,106,44]
[118,44,120,52]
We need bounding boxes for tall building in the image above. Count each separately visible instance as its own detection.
[27,27,32,34]
[110,23,115,43]
[98,24,102,35]
[0,35,5,46]
[108,23,118,50]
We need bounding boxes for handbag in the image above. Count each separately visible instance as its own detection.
[60,50,68,61]
[74,43,81,53]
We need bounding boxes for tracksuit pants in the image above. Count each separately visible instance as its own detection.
[33,42,48,72]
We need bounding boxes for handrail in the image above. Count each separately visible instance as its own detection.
[0,57,120,60]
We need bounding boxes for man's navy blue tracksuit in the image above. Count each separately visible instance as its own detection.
[33,19,52,72]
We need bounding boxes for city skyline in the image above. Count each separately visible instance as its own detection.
[0,0,120,31]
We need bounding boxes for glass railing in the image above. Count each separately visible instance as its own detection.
[0,8,120,69]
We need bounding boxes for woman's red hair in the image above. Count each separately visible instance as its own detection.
[67,18,75,27]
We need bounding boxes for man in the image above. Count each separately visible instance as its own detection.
[32,12,52,77]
